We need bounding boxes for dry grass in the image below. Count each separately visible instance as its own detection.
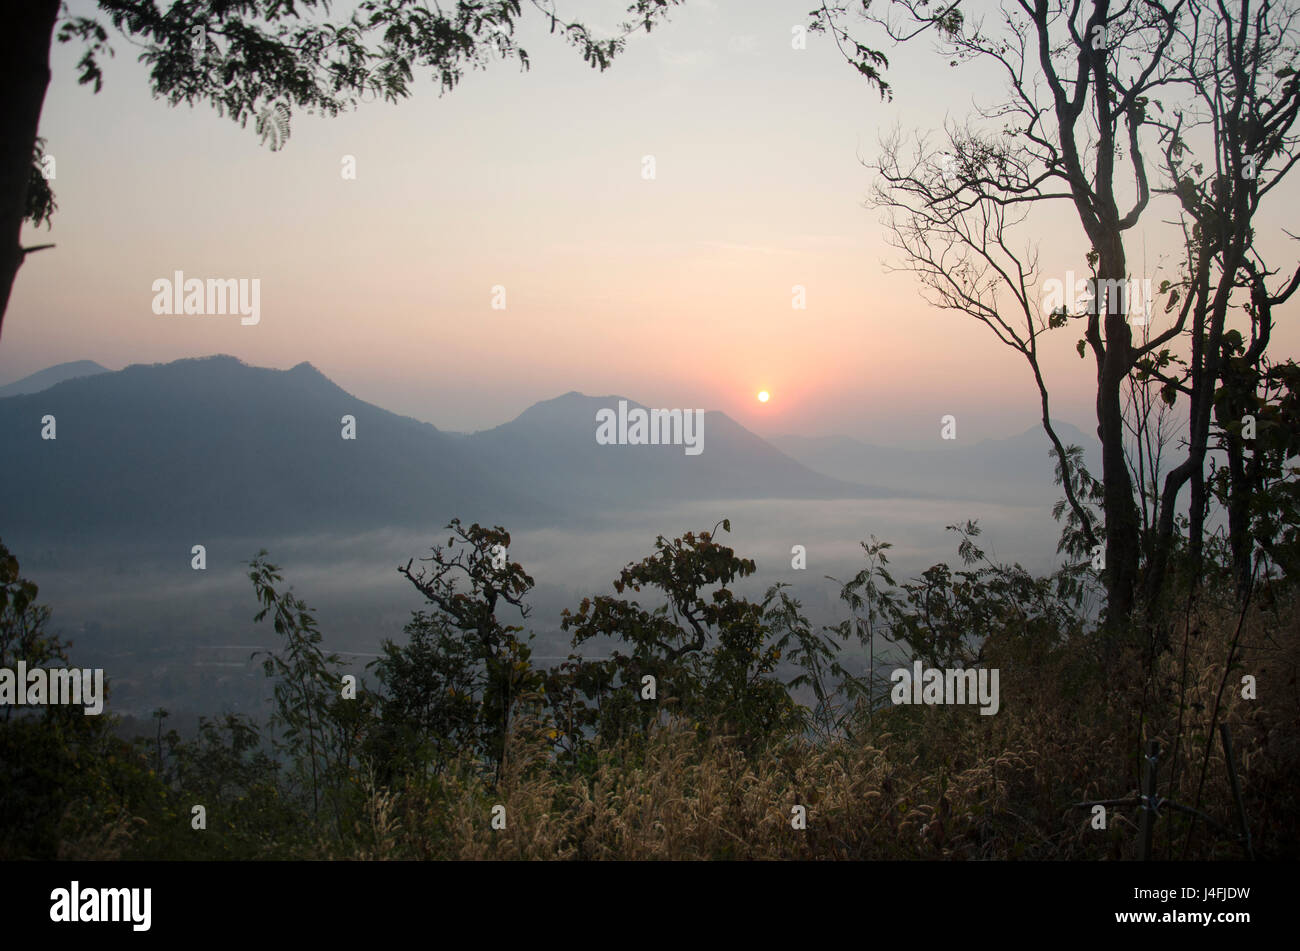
[339,592,1298,860]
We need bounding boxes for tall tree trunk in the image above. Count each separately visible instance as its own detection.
[1098,332,1140,625]
[0,0,61,340]
[1095,237,1141,632]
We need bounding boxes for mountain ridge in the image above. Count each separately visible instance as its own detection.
[0,356,881,546]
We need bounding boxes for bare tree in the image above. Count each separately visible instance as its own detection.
[867,124,1100,563]
[1136,0,1300,606]
[823,0,1300,634]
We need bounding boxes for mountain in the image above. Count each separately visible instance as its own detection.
[0,357,874,545]
[0,355,550,543]
[768,422,1101,506]
[0,360,109,398]
[462,392,875,509]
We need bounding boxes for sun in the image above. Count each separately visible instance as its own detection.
[757,391,770,403]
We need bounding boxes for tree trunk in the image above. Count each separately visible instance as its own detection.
[1223,412,1254,600]
[0,0,61,340]
[1095,240,1141,633]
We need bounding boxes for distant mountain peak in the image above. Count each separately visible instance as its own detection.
[536,390,636,407]
[496,391,642,432]
[0,359,111,399]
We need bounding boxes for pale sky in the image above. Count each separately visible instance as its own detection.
[4,0,1296,446]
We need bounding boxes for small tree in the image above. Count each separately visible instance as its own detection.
[826,535,901,727]
[0,538,128,858]
[248,550,353,829]
[560,521,833,751]
[396,519,542,775]
[367,610,484,781]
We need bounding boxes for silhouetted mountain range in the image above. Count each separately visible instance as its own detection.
[0,356,874,543]
[0,357,545,542]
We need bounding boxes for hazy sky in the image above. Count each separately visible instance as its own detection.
[4,0,1297,445]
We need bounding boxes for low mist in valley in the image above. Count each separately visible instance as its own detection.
[20,494,1071,719]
